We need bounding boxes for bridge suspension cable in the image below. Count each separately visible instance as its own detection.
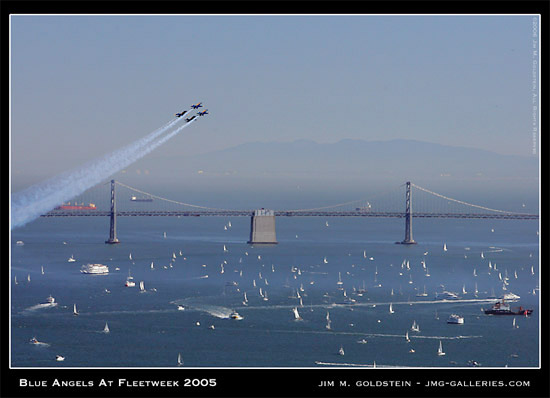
[114,181,234,212]
[411,183,531,215]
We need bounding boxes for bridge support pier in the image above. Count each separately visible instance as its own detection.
[247,209,278,244]
[396,181,416,245]
[105,179,120,244]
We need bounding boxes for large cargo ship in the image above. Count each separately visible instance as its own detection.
[55,202,97,210]
[484,300,533,316]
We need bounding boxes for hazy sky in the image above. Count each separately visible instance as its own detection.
[10,14,539,190]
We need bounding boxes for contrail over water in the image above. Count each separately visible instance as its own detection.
[11,115,196,229]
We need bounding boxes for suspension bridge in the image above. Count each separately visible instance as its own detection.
[40,180,538,245]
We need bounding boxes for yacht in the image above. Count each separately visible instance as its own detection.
[80,264,109,274]
[177,305,185,311]
[67,255,76,263]
[56,355,65,361]
[447,314,464,324]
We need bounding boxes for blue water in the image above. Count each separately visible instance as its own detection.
[11,214,539,368]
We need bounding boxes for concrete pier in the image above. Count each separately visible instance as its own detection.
[247,209,278,244]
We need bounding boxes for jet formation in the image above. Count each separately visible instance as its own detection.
[175,102,209,122]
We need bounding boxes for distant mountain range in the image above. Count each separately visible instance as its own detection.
[139,138,538,183]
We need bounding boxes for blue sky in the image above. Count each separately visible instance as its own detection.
[10,15,539,190]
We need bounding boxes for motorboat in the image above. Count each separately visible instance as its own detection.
[230,311,243,320]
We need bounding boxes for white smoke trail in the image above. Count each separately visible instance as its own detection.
[11,115,195,229]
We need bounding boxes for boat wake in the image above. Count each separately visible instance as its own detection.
[21,302,58,314]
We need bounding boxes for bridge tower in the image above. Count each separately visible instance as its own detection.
[397,181,417,245]
[105,179,120,244]
[247,209,278,244]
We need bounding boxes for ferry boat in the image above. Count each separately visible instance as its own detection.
[55,202,97,210]
[130,195,153,202]
[80,264,109,274]
[447,314,464,324]
[484,300,533,316]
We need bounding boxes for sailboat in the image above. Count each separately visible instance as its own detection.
[41,266,45,275]
[139,281,145,292]
[462,285,468,295]
[512,318,518,329]
[338,345,345,356]
[443,243,448,252]
[223,244,228,252]
[473,268,477,277]
[68,255,76,263]
[150,261,155,270]
[73,304,79,316]
[242,292,248,306]
[416,286,428,297]
[14,276,18,285]
[325,312,332,330]
[411,320,420,332]
[481,251,485,259]
[129,253,133,260]
[323,256,328,264]
[27,274,31,283]
[103,322,110,333]
[437,341,445,356]
[292,307,303,321]
[336,272,344,289]
[389,303,394,314]
[177,353,183,366]
[405,331,410,342]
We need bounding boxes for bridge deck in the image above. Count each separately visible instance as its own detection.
[41,210,539,220]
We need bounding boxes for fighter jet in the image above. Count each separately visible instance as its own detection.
[197,109,209,116]
[175,110,188,117]
[190,102,203,109]
[185,116,197,122]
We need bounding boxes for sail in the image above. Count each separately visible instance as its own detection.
[103,322,110,333]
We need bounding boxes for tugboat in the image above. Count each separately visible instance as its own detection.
[484,300,533,316]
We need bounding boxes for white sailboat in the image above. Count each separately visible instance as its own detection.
[389,303,394,314]
[338,345,345,356]
[462,285,468,295]
[443,243,448,252]
[68,255,76,263]
[14,276,18,285]
[323,256,328,264]
[150,261,155,270]
[437,340,445,356]
[223,244,228,252]
[325,311,332,330]
[27,274,31,283]
[473,268,477,277]
[177,353,183,366]
[129,253,133,260]
[139,281,145,292]
[41,266,45,275]
[336,272,344,289]
[411,320,420,332]
[73,304,79,316]
[292,307,303,321]
[405,331,410,342]
[103,322,110,333]
[242,292,248,305]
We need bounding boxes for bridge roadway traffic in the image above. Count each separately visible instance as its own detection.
[42,210,539,220]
